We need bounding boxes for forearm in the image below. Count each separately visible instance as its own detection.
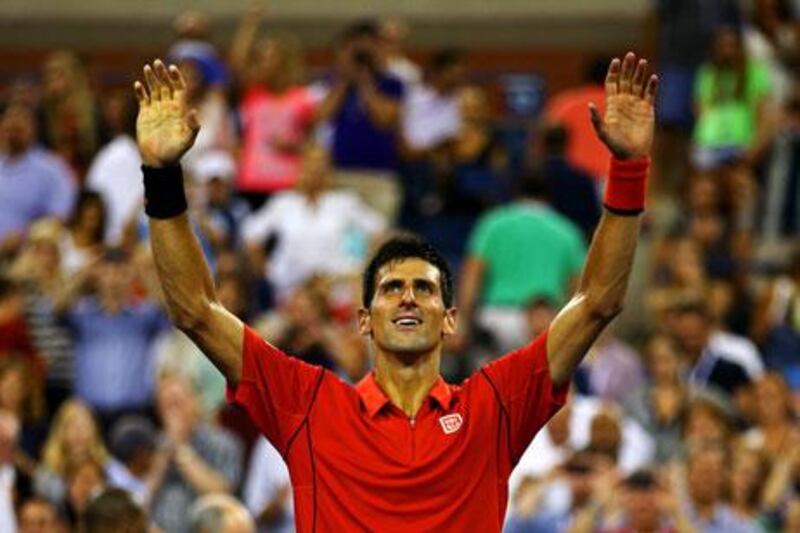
[149,213,217,328]
[175,444,232,494]
[314,82,348,123]
[229,12,261,78]
[359,83,399,129]
[578,211,641,318]
[456,257,485,333]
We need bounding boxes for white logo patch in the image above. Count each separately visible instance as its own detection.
[438,413,463,435]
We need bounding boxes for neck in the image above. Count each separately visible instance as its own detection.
[374,349,441,418]
[692,499,717,520]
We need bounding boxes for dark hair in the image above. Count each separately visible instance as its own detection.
[340,19,380,43]
[515,167,551,200]
[68,189,107,244]
[83,488,147,533]
[429,48,464,75]
[362,234,454,309]
[542,123,569,154]
[624,469,657,490]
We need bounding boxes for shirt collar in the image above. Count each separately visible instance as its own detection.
[355,372,454,418]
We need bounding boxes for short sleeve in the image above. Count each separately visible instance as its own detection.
[467,215,496,259]
[480,329,569,464]
[694,66,713,107]
[226,325,324,455]
[748,61,772,100]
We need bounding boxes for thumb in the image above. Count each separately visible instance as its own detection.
[187,109,201,135]
[588,102,604,138]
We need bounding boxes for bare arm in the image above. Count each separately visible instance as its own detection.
[547,53,658,386]
[134,60,244,385]
[357,75,401,130]
[229,4,264,84]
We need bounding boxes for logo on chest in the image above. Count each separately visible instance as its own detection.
[438,413,463,435]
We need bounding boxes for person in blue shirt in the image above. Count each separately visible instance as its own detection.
[60,248,169,431]
[316,20,406,223]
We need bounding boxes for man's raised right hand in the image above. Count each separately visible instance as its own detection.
[134,59,200,168]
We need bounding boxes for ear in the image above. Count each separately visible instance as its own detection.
[357,307,372,336]
[442,307,458,337]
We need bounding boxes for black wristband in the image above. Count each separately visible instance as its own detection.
[142,165,188,219]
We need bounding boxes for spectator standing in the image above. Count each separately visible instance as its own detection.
[230,6,319,206]
[541,58,610,181]
[40,50,101,179]
[534,123,601,240]
[0,106,76,255]
[241,143,385,300]
[85,89,142,247]
[693,26,775,169]
[316,21,405,222]
[455,171,586,353]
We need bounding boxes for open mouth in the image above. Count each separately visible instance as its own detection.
[392,317,423,328]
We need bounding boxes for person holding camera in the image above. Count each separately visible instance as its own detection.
[316,20,405,224]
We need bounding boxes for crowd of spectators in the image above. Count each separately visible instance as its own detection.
[0,1,799,531]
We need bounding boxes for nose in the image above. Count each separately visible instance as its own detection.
[400,285,417,306]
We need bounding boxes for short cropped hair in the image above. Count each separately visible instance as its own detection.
[362,234,454,309]
[83,488,147,533]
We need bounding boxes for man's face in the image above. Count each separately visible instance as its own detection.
[18,501,59,533]
[1,108,35,155]
[672,312,709,359]
[359,258,456,358]
[688,450,725,505]
[624,487,659,531]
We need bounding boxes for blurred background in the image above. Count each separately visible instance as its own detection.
[1,0,800,531]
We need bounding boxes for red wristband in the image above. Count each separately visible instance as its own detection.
[603,157,650,215]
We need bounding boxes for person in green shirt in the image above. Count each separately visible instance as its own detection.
[454,170,587,354]
[693,26,774,169]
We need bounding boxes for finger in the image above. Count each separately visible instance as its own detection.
[167,64,186,97]
[632,59,647,97]
[619,52,636,94]
[133,81,149,106]
[605,58,621,96]
[143,65,160,102]
[644,74,659,106]
[153,59,172,101]
[588,103,605,138]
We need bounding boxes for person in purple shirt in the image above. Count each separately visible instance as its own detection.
[316,20,405,223]
[0,106,76,255]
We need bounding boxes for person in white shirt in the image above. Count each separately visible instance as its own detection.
[242,143,386,300]
[86,90,142,246]
[243,437,293,533]
[402,49,465,153]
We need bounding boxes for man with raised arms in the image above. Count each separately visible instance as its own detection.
[133,52,657,531]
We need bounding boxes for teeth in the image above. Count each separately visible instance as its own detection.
[396,319,420,326]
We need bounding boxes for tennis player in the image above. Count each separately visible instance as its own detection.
[134,52,657,532]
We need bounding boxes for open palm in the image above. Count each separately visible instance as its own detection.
[134,60,200,167]
[590,53,658,160]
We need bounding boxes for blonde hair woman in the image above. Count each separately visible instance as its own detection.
[35,399,108,506]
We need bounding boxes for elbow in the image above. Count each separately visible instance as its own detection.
[584,294,625,323]
[168,299,214,333]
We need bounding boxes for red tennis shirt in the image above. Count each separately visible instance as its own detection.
[227,325,568,532]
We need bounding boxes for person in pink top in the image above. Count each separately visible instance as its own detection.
[230,6,320,208]
[543,58,611,182]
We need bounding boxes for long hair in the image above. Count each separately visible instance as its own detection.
[258,33,305,91]
[41,399,108,476]
[0,358,45,425]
